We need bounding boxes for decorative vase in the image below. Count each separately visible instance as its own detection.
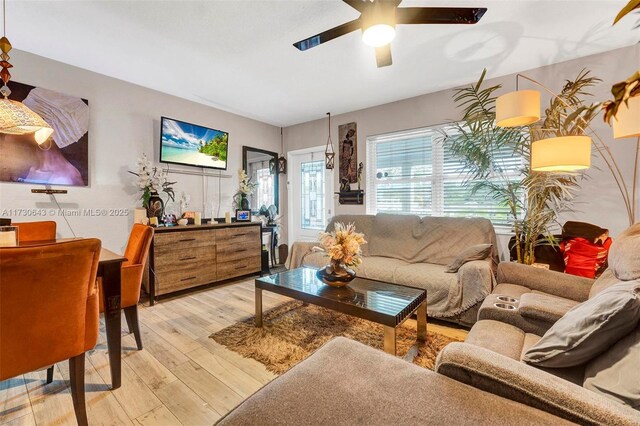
[147,192,164,222]
[316,259,356,287]
[240,194,250,210]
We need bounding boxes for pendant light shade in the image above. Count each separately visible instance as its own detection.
[325,112,335,170]
[531,136,591,172]
[277,127,287,174]
[612,95,640,139]
[277,155,287,174]
[496,90,541,127]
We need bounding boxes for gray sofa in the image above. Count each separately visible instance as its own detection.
[287,213,498,326]
[477,222,638,336]
[436,223,640,425]
[217,337,573,426]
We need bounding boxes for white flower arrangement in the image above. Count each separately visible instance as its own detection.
[129,154,176,208]
[238,169,257,195]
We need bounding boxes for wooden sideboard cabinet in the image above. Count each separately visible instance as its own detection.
[144,222,262,304]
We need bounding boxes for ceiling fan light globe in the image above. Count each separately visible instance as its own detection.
[362,24,395,47]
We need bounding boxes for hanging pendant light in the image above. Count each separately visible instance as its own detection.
[0,0,53,144]
[531,135,591,172]
[496,90,541,127]
[277,127,287,174]
[324,112,335,169]
[612,95,640,139]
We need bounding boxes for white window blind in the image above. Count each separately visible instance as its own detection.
[366,125,523,227]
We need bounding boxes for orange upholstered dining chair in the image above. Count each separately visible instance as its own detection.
[99,224,154,350]
[13,220,57,242]
[0,239,101,426]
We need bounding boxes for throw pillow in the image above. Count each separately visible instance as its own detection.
[583,328,640,409]
[608,222,640,281]
[523,280,640,368]
[445,244,493,273]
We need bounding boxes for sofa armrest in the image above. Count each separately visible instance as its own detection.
[458,258,497,295]
[497,262,593,302]
[436,342,640,426]
[518,293,579,323]
[285,241,321,270]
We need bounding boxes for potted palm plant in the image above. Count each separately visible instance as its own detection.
[445,70,601,264]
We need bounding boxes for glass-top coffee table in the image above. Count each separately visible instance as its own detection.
[254,267,427,355]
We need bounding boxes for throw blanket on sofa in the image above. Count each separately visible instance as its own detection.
[287,214,498,322]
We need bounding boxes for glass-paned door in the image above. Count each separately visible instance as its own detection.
[300,160,326,230]
[288,147,334,242]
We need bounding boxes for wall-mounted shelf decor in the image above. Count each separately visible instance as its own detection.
[336,190,364,205]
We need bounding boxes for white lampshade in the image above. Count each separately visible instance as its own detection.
[0,98,54,143]
[612,95,640,139]
[496,90,541,127]
[531,136,591,172]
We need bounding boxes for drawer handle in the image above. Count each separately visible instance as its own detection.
[236,265,247,270]
[231,233,248,238]
[179,256,197,261]
[180,276,197,282]
[179,238,196,242]
[235,249,247,253]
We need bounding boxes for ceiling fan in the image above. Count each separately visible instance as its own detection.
[293,0,487,68]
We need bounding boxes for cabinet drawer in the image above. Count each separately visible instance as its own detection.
[154,245,216,272]
[154,264,217,296]
[216,226,260,244]
[154,230,216,253]
[216,242,260,263]
[217,256,261,281]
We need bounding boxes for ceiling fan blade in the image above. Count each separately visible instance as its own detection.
[343,0,402,12]
[293,18,361,51]
[375,45,392,68]
[342,0,368,12]
[396,7,487,25]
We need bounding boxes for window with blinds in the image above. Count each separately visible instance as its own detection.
[366,126,523,227]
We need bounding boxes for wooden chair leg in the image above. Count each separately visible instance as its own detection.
[46,366,54,384]
[124,305,143,350]
[69,354,88,426]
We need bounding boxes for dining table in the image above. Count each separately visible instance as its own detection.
[16,238,126,390]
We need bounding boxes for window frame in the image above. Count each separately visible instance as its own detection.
[366,124,524,229]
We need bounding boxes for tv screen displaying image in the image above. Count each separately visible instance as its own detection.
[160,117,228,170]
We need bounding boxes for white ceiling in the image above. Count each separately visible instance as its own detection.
[8,0,638,127]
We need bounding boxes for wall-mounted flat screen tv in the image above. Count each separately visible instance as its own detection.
[160,116,228,170]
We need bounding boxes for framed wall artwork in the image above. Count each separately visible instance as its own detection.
[338,122,357,184]
[0,81,89,186]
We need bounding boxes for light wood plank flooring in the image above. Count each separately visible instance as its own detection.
[0,276,468,426]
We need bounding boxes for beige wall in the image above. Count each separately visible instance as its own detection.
[2,45,637,257]
[283,44,640,255]
[0,50,281,252]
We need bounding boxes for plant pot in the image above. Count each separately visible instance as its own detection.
[316,259,356,287]
[240,194,250,210]
[146,192,164,222]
